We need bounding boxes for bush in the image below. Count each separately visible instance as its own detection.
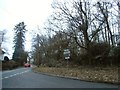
[8,60,19,69]
[78,42,110,66]
[112,46,120,57]
[89,42,111,65]
[78,54,89,65]
[109,46,120,65]
[46,59,58,67]
[89,42,110,57]
[2,60,19,70]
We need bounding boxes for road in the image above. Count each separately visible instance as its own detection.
[2,67,119,88]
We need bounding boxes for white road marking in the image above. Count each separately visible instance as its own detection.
[2,68,27,74]
[2,70,30,80]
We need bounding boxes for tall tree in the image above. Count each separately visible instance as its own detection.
[12,22,27,65]
[0,30,5,47]
[96,2,114,46]
[46,0,106,65]
[32,34,48,66]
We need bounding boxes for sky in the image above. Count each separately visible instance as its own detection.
[0,0,53,58]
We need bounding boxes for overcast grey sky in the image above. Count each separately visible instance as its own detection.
[0,0,53,58]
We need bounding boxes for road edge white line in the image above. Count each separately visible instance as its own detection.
[2,70,30,80]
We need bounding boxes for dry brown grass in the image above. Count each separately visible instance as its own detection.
[32,66,119,84]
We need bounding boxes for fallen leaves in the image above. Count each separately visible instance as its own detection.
[32,66,119,84]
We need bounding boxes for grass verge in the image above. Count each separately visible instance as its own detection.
[32,66,119,84]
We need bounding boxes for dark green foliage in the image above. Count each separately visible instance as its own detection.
[14,51,28,66]
[12,22,27,65]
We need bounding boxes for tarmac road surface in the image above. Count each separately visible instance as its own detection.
[2,67,119,88]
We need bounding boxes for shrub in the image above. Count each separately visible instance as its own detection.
[78,54,89,65]
[46,59,58,67]
[8,60,19,69]
[2,60,19,70]
[78,42,110,66]
[89,42,110,57]
[110,46,120,65]
[112,46,120,57]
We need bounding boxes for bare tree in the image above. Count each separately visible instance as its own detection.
[45,0,109,64]
[96,2,114,46]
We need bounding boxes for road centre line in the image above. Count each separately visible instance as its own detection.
[2,68,27,74]
[2,70,30,80]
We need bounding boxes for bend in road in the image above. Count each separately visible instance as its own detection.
[2,67,119,88]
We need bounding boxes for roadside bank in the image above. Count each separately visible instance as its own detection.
[32,66,119,85]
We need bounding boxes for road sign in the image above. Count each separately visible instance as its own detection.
[63,49,70,60]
